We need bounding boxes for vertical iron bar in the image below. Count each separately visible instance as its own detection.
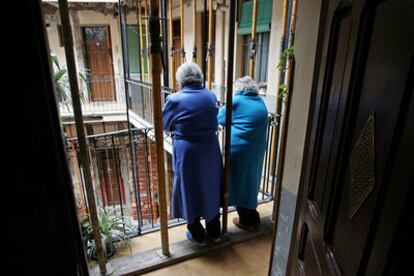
[105,147,116,210]
[262,119,271,200]
[266,120,275,196]
[111,135,125,231]
[143,130,155,227]
[119,1,143,234]
[222,0,236,234]
[93,138,106,210]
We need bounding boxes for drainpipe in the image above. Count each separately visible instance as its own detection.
[180,0,186,64]
[161,0,169,87]
[148,0,170,256]
[202,0,207,83]
[192,0,197,62]
[222,0,236,234]
[144,0,152,82]
[220,0,226,103]
[57,0,108,274]
[207,0,214,89]
[168,0,176,89]
[269,0,289,184]
[268,0,298,274]
[138,0,146,81]
[248,0,258,78]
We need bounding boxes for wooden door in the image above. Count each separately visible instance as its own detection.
[83,26,116,101]
[173,37,182,69]
[101,150,124,205]
[286,0,414,275]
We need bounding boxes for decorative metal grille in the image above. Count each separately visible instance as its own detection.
[349,113,375,219]
[84,27,107,41]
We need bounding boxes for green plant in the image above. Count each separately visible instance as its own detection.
[50,52,89,106]
[80,208,134,260]
[277,47,294,72]
[277,47,295,102]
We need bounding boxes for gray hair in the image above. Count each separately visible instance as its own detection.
[233,76,259,93]
[176,62,204,87]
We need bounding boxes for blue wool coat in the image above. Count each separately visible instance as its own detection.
[218,90,268,209]
[162,86,222,224]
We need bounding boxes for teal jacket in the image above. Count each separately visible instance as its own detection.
[218,90,268,209]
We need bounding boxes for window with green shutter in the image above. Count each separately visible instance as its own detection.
[126,25,148,74]
[238,0,273,35]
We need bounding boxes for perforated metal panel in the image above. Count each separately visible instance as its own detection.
[349,113,376,219]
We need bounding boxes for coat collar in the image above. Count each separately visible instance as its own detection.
[181,85,204,91]
[236,89,259,96]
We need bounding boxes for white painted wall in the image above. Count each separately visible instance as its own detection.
[45,0,285,100]
[44,9,125,102]
[266,0,284,96]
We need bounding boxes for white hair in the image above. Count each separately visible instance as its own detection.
[233,76,259,93]
[175,62,204,87]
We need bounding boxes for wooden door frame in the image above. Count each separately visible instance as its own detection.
[81,24,117,101]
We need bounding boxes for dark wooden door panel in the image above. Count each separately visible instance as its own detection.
[329,2,414,275]
[289,0,414,275]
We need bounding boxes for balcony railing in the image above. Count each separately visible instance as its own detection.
[59,75,127,117]
[66,115,277,238]
[126,78,174,125]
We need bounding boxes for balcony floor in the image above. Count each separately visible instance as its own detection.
[90,201,274,275]
[144,232,272,276]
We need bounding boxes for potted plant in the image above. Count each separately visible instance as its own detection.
[80,207,134,260]
[50,52,89,107]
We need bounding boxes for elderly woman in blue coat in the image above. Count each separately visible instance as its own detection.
[162,63,222,245]
[218,76,268,230]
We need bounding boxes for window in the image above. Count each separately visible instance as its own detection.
[57,25,64,47]
[238,0,273,84]
[126,25,148,74]
[243,32,270,83]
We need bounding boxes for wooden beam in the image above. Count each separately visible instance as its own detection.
[148,0,170,256]
[58,0,107,274]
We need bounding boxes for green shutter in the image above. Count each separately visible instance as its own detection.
[126,26,149,73]
[237,0,273,35]
[127,26,140,73]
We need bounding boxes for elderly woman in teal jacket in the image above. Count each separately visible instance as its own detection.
[218,76,268,230]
